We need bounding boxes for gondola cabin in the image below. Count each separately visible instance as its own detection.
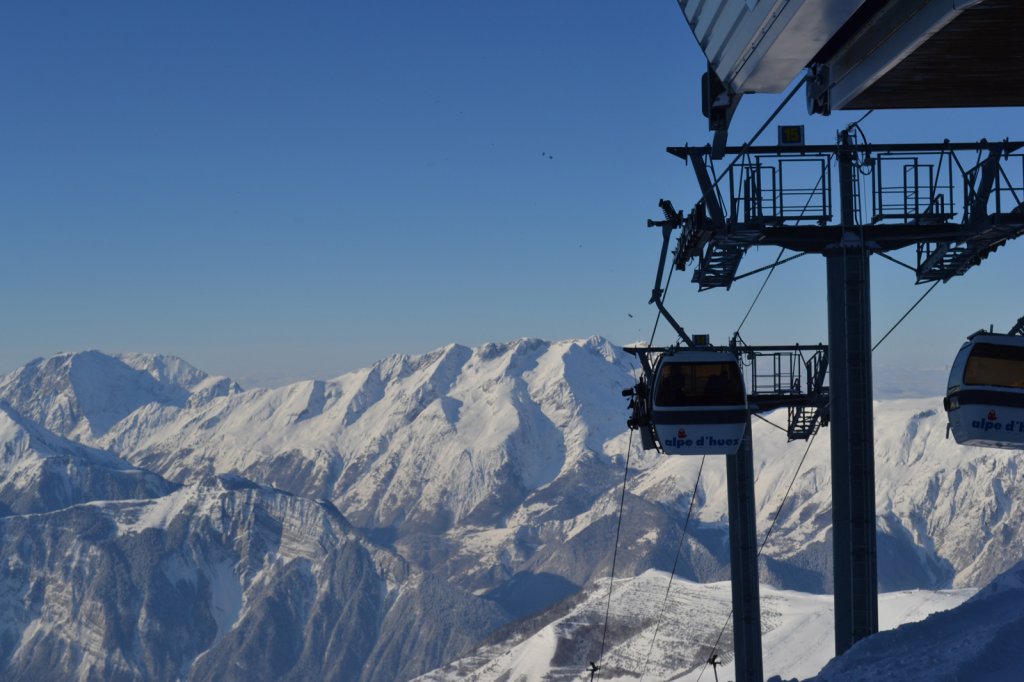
[650,349,748,455]
[944,333,1024,449]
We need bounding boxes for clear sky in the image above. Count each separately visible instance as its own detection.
[1,1,1022,393]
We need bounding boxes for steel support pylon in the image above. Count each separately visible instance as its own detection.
[662,132,1024,675]
[726,415,763,681]
[827,131,878,656]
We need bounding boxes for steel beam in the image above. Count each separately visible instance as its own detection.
[726,415,763,682]
[669,141,1024,157]
[826,132,878,656]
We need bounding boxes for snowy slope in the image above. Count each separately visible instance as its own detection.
[0,400,175,514]
[811,561,1024,682]
[418,569,974,681]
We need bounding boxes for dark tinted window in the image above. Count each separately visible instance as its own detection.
[965,343,1024,388]
[655,361,745,407]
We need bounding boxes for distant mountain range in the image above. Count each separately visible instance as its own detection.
[0,340,1022,680]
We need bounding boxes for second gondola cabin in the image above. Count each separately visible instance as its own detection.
[651,348,748,455]
[944,332,1024,449]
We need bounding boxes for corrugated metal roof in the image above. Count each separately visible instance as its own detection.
[830,0,1024,109]
[677,0,868,93]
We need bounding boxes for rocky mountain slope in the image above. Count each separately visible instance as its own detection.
[0,399,175,515]
[0,473,505,681]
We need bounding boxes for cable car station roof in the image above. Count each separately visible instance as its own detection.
[682,0,1024,113]
[816,0,1024,111]
[679,0,868,94]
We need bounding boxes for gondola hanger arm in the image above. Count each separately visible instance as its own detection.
[647,199,694,347]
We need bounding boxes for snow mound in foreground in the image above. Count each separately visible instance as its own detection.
[812,560,1024,682]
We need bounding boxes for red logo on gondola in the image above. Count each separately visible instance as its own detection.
[988,410,998,422]
[678,428,688,439]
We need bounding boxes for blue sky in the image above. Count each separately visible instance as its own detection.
[1,1,1022,392]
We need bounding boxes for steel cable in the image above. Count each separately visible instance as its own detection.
[593,427,636,678]
[695,427,821,681]
[638,456,708,680]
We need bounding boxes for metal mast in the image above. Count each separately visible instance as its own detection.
[726,414,762,681]
[827,128,878,651]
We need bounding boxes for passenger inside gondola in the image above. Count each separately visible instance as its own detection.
[701,364,745,404]
[964,343,1024,388]
[655,364,687,406]
[705,368,732,400]
[655,362,744,407]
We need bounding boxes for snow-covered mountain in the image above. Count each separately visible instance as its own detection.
[0,351,240,441]
[745,398,1024,591]
[8,339,685,608]
[0,339,1022,680]
[79,339,1024,596]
